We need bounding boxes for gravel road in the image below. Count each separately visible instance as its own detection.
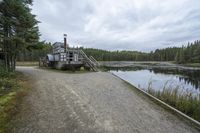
[9,67,198,133]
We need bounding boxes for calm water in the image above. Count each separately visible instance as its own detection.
[108,67,200,96]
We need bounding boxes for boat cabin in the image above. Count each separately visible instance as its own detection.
[41,36,99,71]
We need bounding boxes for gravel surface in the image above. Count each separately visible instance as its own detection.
[9,66,198,133]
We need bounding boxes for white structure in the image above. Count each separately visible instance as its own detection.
[42,42,99,71]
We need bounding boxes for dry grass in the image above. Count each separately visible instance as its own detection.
[147,82,200,122]
[16,61,39,66]
[184,63,200,67]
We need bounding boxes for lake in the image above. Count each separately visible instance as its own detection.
[106,66,200,97]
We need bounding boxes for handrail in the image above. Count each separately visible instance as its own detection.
[79,50,98,71]
[89,56,100,66]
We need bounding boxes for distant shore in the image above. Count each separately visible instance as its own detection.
[99,61,200,70]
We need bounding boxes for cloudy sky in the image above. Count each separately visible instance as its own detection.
[32,0,200,52]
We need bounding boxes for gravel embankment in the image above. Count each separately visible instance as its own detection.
[9,67,198,133]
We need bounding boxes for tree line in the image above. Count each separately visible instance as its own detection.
[17,42,52,61]
[15,40,200,64]
[82,48,149,61]
[82,40,200,63]
[0,0,40,71]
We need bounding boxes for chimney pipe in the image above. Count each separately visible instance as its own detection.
[64,34,67,52]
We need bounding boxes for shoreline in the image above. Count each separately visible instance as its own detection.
[111,72,200,131]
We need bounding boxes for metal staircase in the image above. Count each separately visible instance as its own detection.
[79,50,99,71]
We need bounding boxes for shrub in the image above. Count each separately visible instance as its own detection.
[0,66,17,96]
[0,66,15,78]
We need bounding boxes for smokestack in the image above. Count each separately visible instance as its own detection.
[64,34,67,52]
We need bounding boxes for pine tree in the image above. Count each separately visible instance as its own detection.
[175,51,180,63]
[179,47,185,63]
[0,0,39,71]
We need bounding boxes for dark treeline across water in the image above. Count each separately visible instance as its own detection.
[83,40,200,63]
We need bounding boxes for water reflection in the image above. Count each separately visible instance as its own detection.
[106,66,200,95]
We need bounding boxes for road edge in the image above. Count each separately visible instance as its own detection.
[110,73,200,131]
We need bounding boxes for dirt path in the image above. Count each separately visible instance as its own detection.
[10,67,198,133]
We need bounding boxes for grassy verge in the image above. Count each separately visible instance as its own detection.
[0,66,29,133]
[182,63,200,68]
[170,61,200,68]
[147,85,200,122]
[16,61,39,66]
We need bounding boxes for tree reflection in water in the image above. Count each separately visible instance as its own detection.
[105,66,200,91]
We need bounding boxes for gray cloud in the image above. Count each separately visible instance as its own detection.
[32,0,200,52]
